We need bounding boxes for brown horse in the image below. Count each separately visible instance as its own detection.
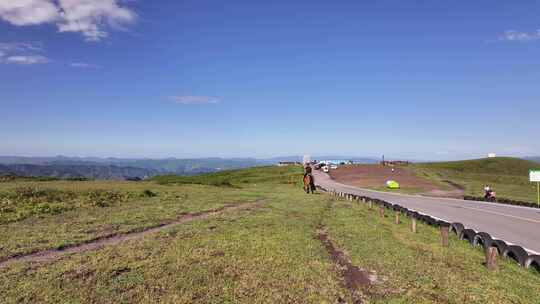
[303,174,315,194]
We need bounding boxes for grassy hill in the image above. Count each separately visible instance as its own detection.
[415,157,538,176]
[525,156,540,164]
[0,166,538,303]
[151,165,300,187]
[412,157,540,202]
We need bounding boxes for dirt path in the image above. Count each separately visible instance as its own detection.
[329,165,464,198]
[317,225,379,304]
[0,201,265,269]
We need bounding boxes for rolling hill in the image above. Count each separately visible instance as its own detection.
[525,156,540,164]
[411,157,540,201]
[0,164,157,180]
[415,157,539,176]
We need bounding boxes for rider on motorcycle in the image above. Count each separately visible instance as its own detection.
[484,185,496,201]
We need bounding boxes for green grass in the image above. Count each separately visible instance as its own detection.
[0,166,539,303]
[0,187,137,224]
[324,200,540,303]
[0,166,302,261]
[152,165,301,187]
[415,157,538,176]
[411,157,540,202]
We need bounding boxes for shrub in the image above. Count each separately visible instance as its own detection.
[82,190,129,208]
[142,189,158,197]
[32,203,68,215]
[12,187,77,202]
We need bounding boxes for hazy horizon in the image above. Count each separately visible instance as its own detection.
[0,153,536,163]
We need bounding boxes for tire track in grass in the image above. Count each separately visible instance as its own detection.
[317,225,379,304]
[0,200,266,269]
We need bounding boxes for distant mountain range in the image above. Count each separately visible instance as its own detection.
[0,155,379,180]
[0,164,157,180]
[0,156,268,180]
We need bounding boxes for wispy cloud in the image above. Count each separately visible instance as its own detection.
[0,42,43,52]
[70,62,102,69]
[5,55,49,65]
[169,96,221,105]
[498,30,540,42]
[0,0,137,41]
[0,42,49,65]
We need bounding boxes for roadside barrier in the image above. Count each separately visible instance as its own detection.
[486,247,498,271]
[460,229,476,245]
[492,240,509,257]
[441,225,449,247]
[504,245,529,267]
[464,195,540,209]
[525,255,540,269]
[450,223,464,236]
[473,232,493,249]
[324,188,540,273]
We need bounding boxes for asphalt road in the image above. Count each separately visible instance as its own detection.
[313,170,540,254]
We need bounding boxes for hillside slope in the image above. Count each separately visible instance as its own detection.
[412,157,540,201]
[415,157,539,176]
[525,156,540,164]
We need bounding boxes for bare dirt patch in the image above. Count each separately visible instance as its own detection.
[318,226,378,304]
[329,165,464,198]
[0,201,265,269]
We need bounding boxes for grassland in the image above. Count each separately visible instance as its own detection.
[411,157,540,202]
[1,165,539,303]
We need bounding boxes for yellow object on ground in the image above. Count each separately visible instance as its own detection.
[386,180,400,189]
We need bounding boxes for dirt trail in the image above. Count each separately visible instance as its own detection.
[0,201,265,269]
[318,225,378,304]
[329,165,464,198]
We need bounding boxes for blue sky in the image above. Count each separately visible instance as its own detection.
[1,1,539,160]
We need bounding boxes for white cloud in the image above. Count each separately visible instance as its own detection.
[498,30,540,42]
[169,96,221,105]
[0,0,59,25]
[57,0,137,41]
[0,0,136,41]
[0,41,49,65]
[70,62,102,68]
[5,55,49,64]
